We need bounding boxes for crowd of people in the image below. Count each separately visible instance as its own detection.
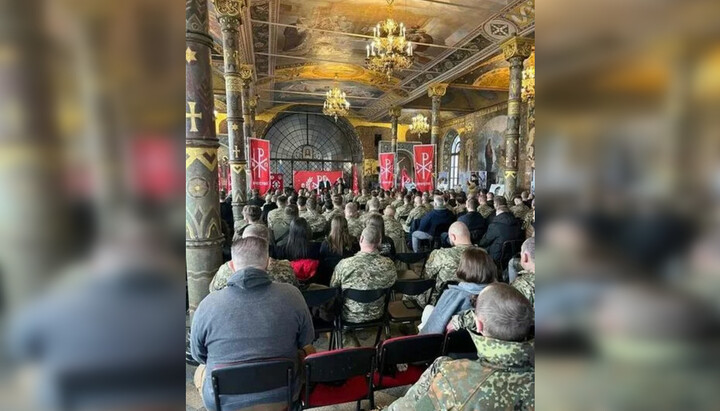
[192,183,536,410]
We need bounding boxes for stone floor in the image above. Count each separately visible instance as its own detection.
[186,326,414,411]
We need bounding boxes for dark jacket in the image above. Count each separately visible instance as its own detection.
[478,212,523,261]
[248,196,265,208]
[261,203,277,224]
[458,211,487,242]
[417,208,457,235]
[318,240,360,285]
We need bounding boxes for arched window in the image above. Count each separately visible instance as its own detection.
[450,136,461,188]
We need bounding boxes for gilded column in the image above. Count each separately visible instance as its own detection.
[239,64,254,199]
[248,94,258,138]
[389,106,402,189]
[500,36,533,199]
[186,0,224,315]
[214,0,245,227]
[428,83,447,186]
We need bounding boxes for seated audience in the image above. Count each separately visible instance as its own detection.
[395,194,413,221]
[402,195,428,233]
[260,193,277,224]
[522,199,535,238]
[247,188,265,207]
[276,218,321,281]
[354,188,370,208]
[360,197,382,225]
[366,213,397,258]
[420,247,496,334]
[272,205,299,250]
[457,197,488,244]
[210,224,298,291]
[511,237,535,308]
[235,205,263,237]
[510,196,531,220]
[299,196,326,235]
[387,283,534,410]
[476,193,494,219]
[322,194,344,221]
[318,215,360,285]
[411,195,456,252]
[344,202,365,238]
[267,195,287,228]
[478,197,523,261]
[191,237,315,411]
[382,206,408,253]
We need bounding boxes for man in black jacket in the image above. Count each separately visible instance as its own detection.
[247,189,265,207]
[478,196,523,261]
[411,195,456,252]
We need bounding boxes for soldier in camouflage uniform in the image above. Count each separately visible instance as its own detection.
[387,284,534,411]
[345,202,365,239]
[267,195,288,229]
[477,195,495,219]
[402,196,429,233]
[412,222,474,307]
[421,195,433,212]
[395,194,413,221]
[322,194,345,221]
[359,197,381,226]
[510,196,531,220]
[299,196,327,235]
[383,206,408,253]
[343,188,354,204]
[331,225,397,325]
[354,189,370,208]
[390,192,404,209]
[522,200,535,238]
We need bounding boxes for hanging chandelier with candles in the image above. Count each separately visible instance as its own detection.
[323,76,350,121]
[408,113,429,135]
[365,0,413,78]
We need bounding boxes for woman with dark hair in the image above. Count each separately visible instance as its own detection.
[366,214,396,258]
[317,216,360,285]
[276,218,321,282]
[420,247,496,334]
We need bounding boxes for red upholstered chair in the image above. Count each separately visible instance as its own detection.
[302,347,376,411]
[372,334,444,391]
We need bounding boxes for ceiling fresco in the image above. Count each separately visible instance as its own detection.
[208,0,535,121]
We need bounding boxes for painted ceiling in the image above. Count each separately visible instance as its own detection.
[209,0,534,122]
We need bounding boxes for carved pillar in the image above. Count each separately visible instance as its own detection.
[500,36,533,199]
[186,0,224,315]
[214,0,245,226]
[428,83,447,186]
[389,106,402,189]
[239,64,254,201]
[248,94,258,138]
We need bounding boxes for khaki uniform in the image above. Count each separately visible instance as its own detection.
[300,209,327,234]
[510,204,531,220]
[354,194,370,207]
[478,204,494,219]
[330,251,397,323]
[359,211,381,226]
[395,203,412,220]
[209,260,299,292]
[403,206,430,233]
[391,199,404,209]
[386,334,534,411]
[347,216,365,239]
[323,207,343,222]
[383,215,408,253]
[415,244,473,306]
[511,270,535,309]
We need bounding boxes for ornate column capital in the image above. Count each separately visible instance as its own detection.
[389,106,402,118]
[248,94,258,109]
[239,64,254,85]
[500,36,534,61]
[211,0,246,17]
[427,83,448,98]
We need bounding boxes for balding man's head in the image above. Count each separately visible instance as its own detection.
[433,195,446,209]
[448,221,472,246]
[474,283,533,342]
[384,205,395,217]
[359,225,381,251]
[520,237,535,272]
[345,202,358,218]
[367,197,380,212]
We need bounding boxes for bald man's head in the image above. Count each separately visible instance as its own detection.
[448,221,472,246]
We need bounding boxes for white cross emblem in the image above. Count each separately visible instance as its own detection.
[416,152,432,179]
[252,146,268,173]
[380,158,392,180]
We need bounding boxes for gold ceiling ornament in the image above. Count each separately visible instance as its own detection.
[238,64,253,83]
[365,0,414,78]
[427,83,448,98]
[211,0,246,17]
[521,48,535,102]
[500,36,534,61]
[248,94,259,109]
[323,75,350,122]
[408,113,430,135]
[389,106,402,118]
[464,120,474,134]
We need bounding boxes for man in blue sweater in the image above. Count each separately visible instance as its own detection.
[411,195,457,252]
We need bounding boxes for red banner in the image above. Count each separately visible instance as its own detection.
[294,170,343,192]
[352,164,359,194]
[401,167,412,188]
[379,152,395,190]
[413,144,435,192]
[250,138,271,195]
[270,173,284,193]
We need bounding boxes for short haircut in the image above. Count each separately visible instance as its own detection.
[297,196,307,207]
[306,197,317,211]
[384,205,395,216]
[467,198,479,210]
[242,223,269,241]
[404,194,412,203]
[367,197,380,211]
[521,237,535,262]
[333,194,343,206]
[360,225,382,247]
[433,195,445,208]
[231,237,269,270]
[277,195,288,206]
[456,247,497,285]
[474,283,533,342]
[284,204,299,219]
[345,202,358,213]
[288,195,298,205]
[245,205,262,222]
[494,196,507,207]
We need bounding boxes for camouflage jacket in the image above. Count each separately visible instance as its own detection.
[347,216,365,238]
[510,204,531,220]
[511,270,535,309]
[391,199,404,209]
[300,210,327,233]
[323,207,344,222]
[478,204,494,219]
[522,211,534,231]
[330,251,397,323]
[419,244,474,306]
[383,216,408,253]
[395,203,412,220]
[267,208,283,229]
[209,259,299,292]
[359,211,381,226]
[386,334,534,411]
[354,194,370,206]
[403,206,430,233]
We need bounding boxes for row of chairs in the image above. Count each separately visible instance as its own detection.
[210,329,478,411]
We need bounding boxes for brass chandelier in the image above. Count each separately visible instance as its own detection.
[365,0,413,78]
[408,113,429,135]
[323,76,350,121]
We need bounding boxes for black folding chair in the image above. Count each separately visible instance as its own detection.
[303,347,376,410]
[394,251,430,279]
[211,358,295,411]
[499,239,524,279]
[385,279,435,335]
[373,334,444,390]
[302,287,340,350]
[337,288,391,348]
[442,329,478,360]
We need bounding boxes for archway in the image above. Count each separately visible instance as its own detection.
[440,129,460,173]
[262,107,364,187]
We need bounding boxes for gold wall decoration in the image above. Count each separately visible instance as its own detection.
[231,164,245,174]
[363,159,379,176]
[508,100,521,116]
[239,64,254,83]
[389,106,402,118]
[211,0,245,17]
[186,101,202,132]
[186,147,218,171]
[186,47,197,64]
[427,83,448,97]
[500,37,534,60]
[226,74,243,92]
